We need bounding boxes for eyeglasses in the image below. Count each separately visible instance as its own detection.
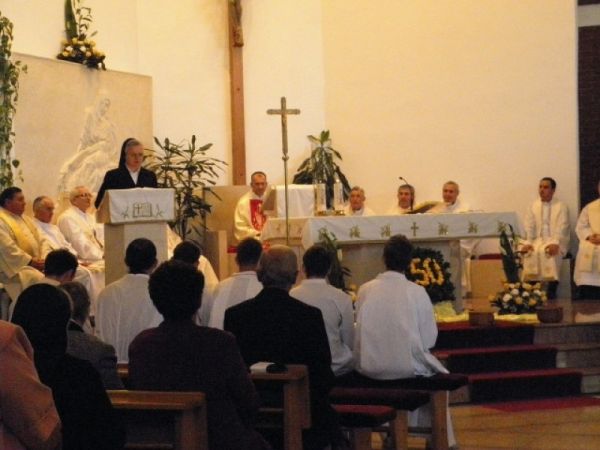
[76,193,93,199]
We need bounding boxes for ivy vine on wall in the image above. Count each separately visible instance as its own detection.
[0,12,26,190]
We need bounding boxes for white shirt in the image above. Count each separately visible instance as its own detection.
[344,205,376,217]
[95,273,162,363]
[128,168,140,185]
[386,205,412,215]
[57,206,104,263]
[354,271,446,379]
[207,271,262,329]
[33,218,78,256]
[430,198,470,214]
[290,278,355,376]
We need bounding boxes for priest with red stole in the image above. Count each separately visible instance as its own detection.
[234,171,268,241]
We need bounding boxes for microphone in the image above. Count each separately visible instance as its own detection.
[398,176,410,186]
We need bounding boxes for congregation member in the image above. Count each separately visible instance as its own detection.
[0,320,61,450]
[39,249,78,286]
[33,195,105,310]
[290,244,355,376]
[430,180,476,295]
[208,237,263,329]
[61,281,123,389]
[520,177,570,299]
[96,238,161,363]
[234,170,268,241]
[225,245,342,450]
[574,180,600,299]
[352,234,456,448]
[12,284,125,450]
[0,187,48,303]
[57,186,104,264]
[387,183,415,214]
[171,240,219,325]
[344,186,375,216]
[129,260,270,450]
[95,137,158,208]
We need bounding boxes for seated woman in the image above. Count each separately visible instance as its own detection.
[11,284,124,450]
[128,260,270,450]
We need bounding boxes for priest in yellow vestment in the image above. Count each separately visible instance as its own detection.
[0,187,49,305]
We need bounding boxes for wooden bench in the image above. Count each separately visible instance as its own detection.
[336,372,468,450]
[107,390,208,450]
[251,364,311,450]
[116,363,311,450]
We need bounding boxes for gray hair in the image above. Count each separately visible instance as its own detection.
[256,245,298,290]
[350,186,365,197]
[33,196,51,212]
[69,186,89,203]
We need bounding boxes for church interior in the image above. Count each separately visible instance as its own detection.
[2,1,600,449]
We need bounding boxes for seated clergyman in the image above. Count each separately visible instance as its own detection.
[344,186,375,216]
[387,183,415,214]
[234,171,268,241]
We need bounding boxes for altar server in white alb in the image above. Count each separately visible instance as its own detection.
[387,183,415,215]
[520,177,570,299]
[290,244,354,376]
[353,234,456,447]
[574,180,600,299]
[0,187,48,302]
[95,238,162,362]
[208,237,263,329]
[344,186,375,216]
[57,186,104,263]
[234,171,268,241]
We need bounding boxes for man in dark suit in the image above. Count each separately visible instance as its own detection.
[95,138,158,208]
[225,245,342,450]
[61,281,123,390]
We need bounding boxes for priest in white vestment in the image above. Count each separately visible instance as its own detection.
[290,245,354,376]
[386,183,415,215]
[234,171,268,241]
[33,196,104,311]
[574,181,600,298]
[0,188,48,304]
[208,237,263,329]
[430,181,477,295]
[344,186,375,216]
[57,186,104,263]
[520,177,570,299]
[353,234,456,447]
[95,238,161,362]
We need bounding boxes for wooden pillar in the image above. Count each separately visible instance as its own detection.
[228,0,246,185]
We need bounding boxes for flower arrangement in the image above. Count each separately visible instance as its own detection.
[57,0,106,69]
[406,247,455,304]
[489,281,547,315]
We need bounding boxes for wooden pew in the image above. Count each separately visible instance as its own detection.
[251,364,311,450]
[116,364,311,450]
[108,390,208,450]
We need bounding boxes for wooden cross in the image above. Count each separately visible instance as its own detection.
[267,97,300,244]
[411,221,419,237]
[228,0,246,184]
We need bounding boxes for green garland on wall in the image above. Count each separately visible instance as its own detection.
[0,12,26,190]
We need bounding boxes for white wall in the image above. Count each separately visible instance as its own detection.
[321,0,578,225]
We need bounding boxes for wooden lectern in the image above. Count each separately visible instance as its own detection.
[96,188,175,285]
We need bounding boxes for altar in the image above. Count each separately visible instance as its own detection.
[261,212,520,311]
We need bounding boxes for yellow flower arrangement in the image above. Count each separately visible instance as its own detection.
[407,248,455,304]
[490,281,547,314]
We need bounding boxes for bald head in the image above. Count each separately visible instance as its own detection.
[256,245,298,290]
[33,196,55,223]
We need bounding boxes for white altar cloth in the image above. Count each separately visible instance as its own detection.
[264,184,314,219]
[261,212,520,248]
[96,188,175,224]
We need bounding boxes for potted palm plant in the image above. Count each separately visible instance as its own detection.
[292,130,351,209]
[145,135,226,239]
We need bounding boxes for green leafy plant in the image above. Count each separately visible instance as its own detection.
[0,12,26,190]
[499,224,521,283]
[293,130,351,209]
[145,135,227,239]
[317,228,351,291]
[406,247,455,304]
[57,0,106,69]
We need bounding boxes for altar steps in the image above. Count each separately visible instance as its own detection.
[432,320,600,404]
